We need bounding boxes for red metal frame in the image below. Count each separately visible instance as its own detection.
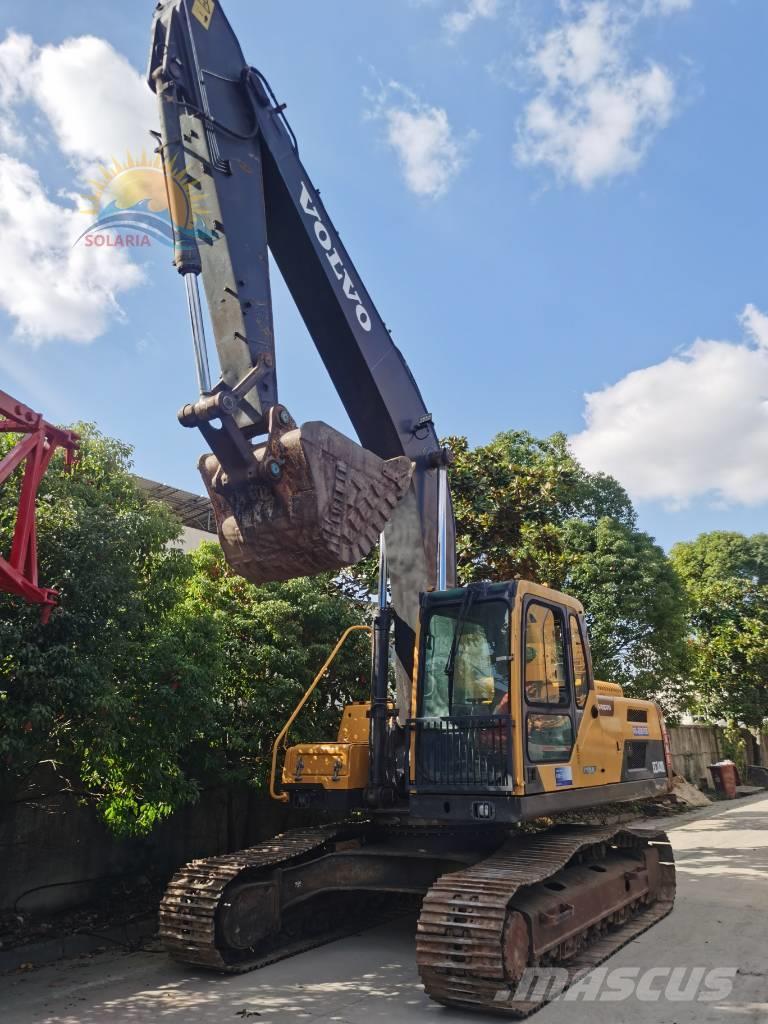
[0,390,79,622]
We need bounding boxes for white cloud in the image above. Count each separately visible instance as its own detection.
[29,35,156,169]
[0,32,32,106]
[0,155,144,344]
[443,0,499,39]
[0,31,35,150]
[515,1,686,188]
[0,31,156,343]
[570,306,768,508]
[367,83,469,199]
[740,302,768,348]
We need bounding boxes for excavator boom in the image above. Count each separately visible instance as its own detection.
[149,0,455,713]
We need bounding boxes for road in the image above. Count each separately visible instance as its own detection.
[2,793,767,1024]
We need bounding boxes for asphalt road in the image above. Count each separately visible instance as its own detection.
[3,793,767,1024]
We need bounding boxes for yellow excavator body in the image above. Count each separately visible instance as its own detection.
[275,580,671,818]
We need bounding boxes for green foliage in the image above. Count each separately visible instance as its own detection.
[671,532,768,727]
[560,518,688,704]
[722,721,748,779]
[0,425,368,835]
[0,424,217,834]
[448,430,689,702]
[448,431,636,586]
[10,418,759,836]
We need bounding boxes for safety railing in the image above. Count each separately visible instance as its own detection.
[269,624,372,803]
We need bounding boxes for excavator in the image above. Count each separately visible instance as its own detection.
[148,1,676,1014]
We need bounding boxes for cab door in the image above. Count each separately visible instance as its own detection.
[520,598,576,793]
[567,612,622,787]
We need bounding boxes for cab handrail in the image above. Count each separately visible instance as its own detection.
[269,624,372,802]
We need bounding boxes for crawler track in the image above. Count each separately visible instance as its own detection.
[160,824,353,973]
[416,825,676,1016]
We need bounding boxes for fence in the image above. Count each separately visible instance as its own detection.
[667,725,722,785]
[0,778,297,917]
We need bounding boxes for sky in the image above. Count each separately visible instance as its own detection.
[0,0,765,551]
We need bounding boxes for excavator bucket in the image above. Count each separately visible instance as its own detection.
[199,419,413,585]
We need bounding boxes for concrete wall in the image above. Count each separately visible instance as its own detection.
[668,725,722,786]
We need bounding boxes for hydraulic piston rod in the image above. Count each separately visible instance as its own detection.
[184,273,212,396]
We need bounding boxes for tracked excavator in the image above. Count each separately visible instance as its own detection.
[149,0,676,1013]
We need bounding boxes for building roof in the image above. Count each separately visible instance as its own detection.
[133,475,216,534]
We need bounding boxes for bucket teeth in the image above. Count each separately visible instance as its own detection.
[200,421,413,585]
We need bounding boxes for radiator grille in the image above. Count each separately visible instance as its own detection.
[627,707,648,723]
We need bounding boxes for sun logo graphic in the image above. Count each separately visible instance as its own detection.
[76,152,208,250]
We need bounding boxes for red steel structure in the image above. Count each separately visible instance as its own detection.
[0,390,78,621]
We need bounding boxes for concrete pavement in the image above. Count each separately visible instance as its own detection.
[2,793,767,1024]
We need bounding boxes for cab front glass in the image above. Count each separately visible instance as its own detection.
[420,600,510,718]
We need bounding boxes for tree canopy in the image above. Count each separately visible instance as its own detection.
[178,543,369,793]
[447,431,636,586]
[448,431,688,700]
[671,531,768,727]
[5,421,757,837]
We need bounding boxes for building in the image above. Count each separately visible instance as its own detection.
[133,476,217,552]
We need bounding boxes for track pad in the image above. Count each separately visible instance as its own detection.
[199,418,413,584]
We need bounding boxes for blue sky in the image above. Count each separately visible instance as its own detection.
[0,0,765,550]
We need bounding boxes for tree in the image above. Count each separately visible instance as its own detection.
[447,431,636,586]
[448,430,688,700]
[670,532,768,727]
[562,518,688,703]
[0,424,220,834]
[0,425,370,835]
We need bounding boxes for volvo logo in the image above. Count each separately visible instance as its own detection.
[299,182,372,332]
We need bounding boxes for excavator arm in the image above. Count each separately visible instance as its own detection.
[148,0,455,715]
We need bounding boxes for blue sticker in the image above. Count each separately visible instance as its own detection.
[632,725,650,737]
[555,766,573,787]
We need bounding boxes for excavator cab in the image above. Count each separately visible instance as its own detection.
[408,580,673,823]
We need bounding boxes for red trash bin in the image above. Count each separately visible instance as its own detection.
[708,761,738,798]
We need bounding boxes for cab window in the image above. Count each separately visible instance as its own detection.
[527,714,574,762]
[524,603,569,707]
[421,600,510,718]
[569,615,590,709]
